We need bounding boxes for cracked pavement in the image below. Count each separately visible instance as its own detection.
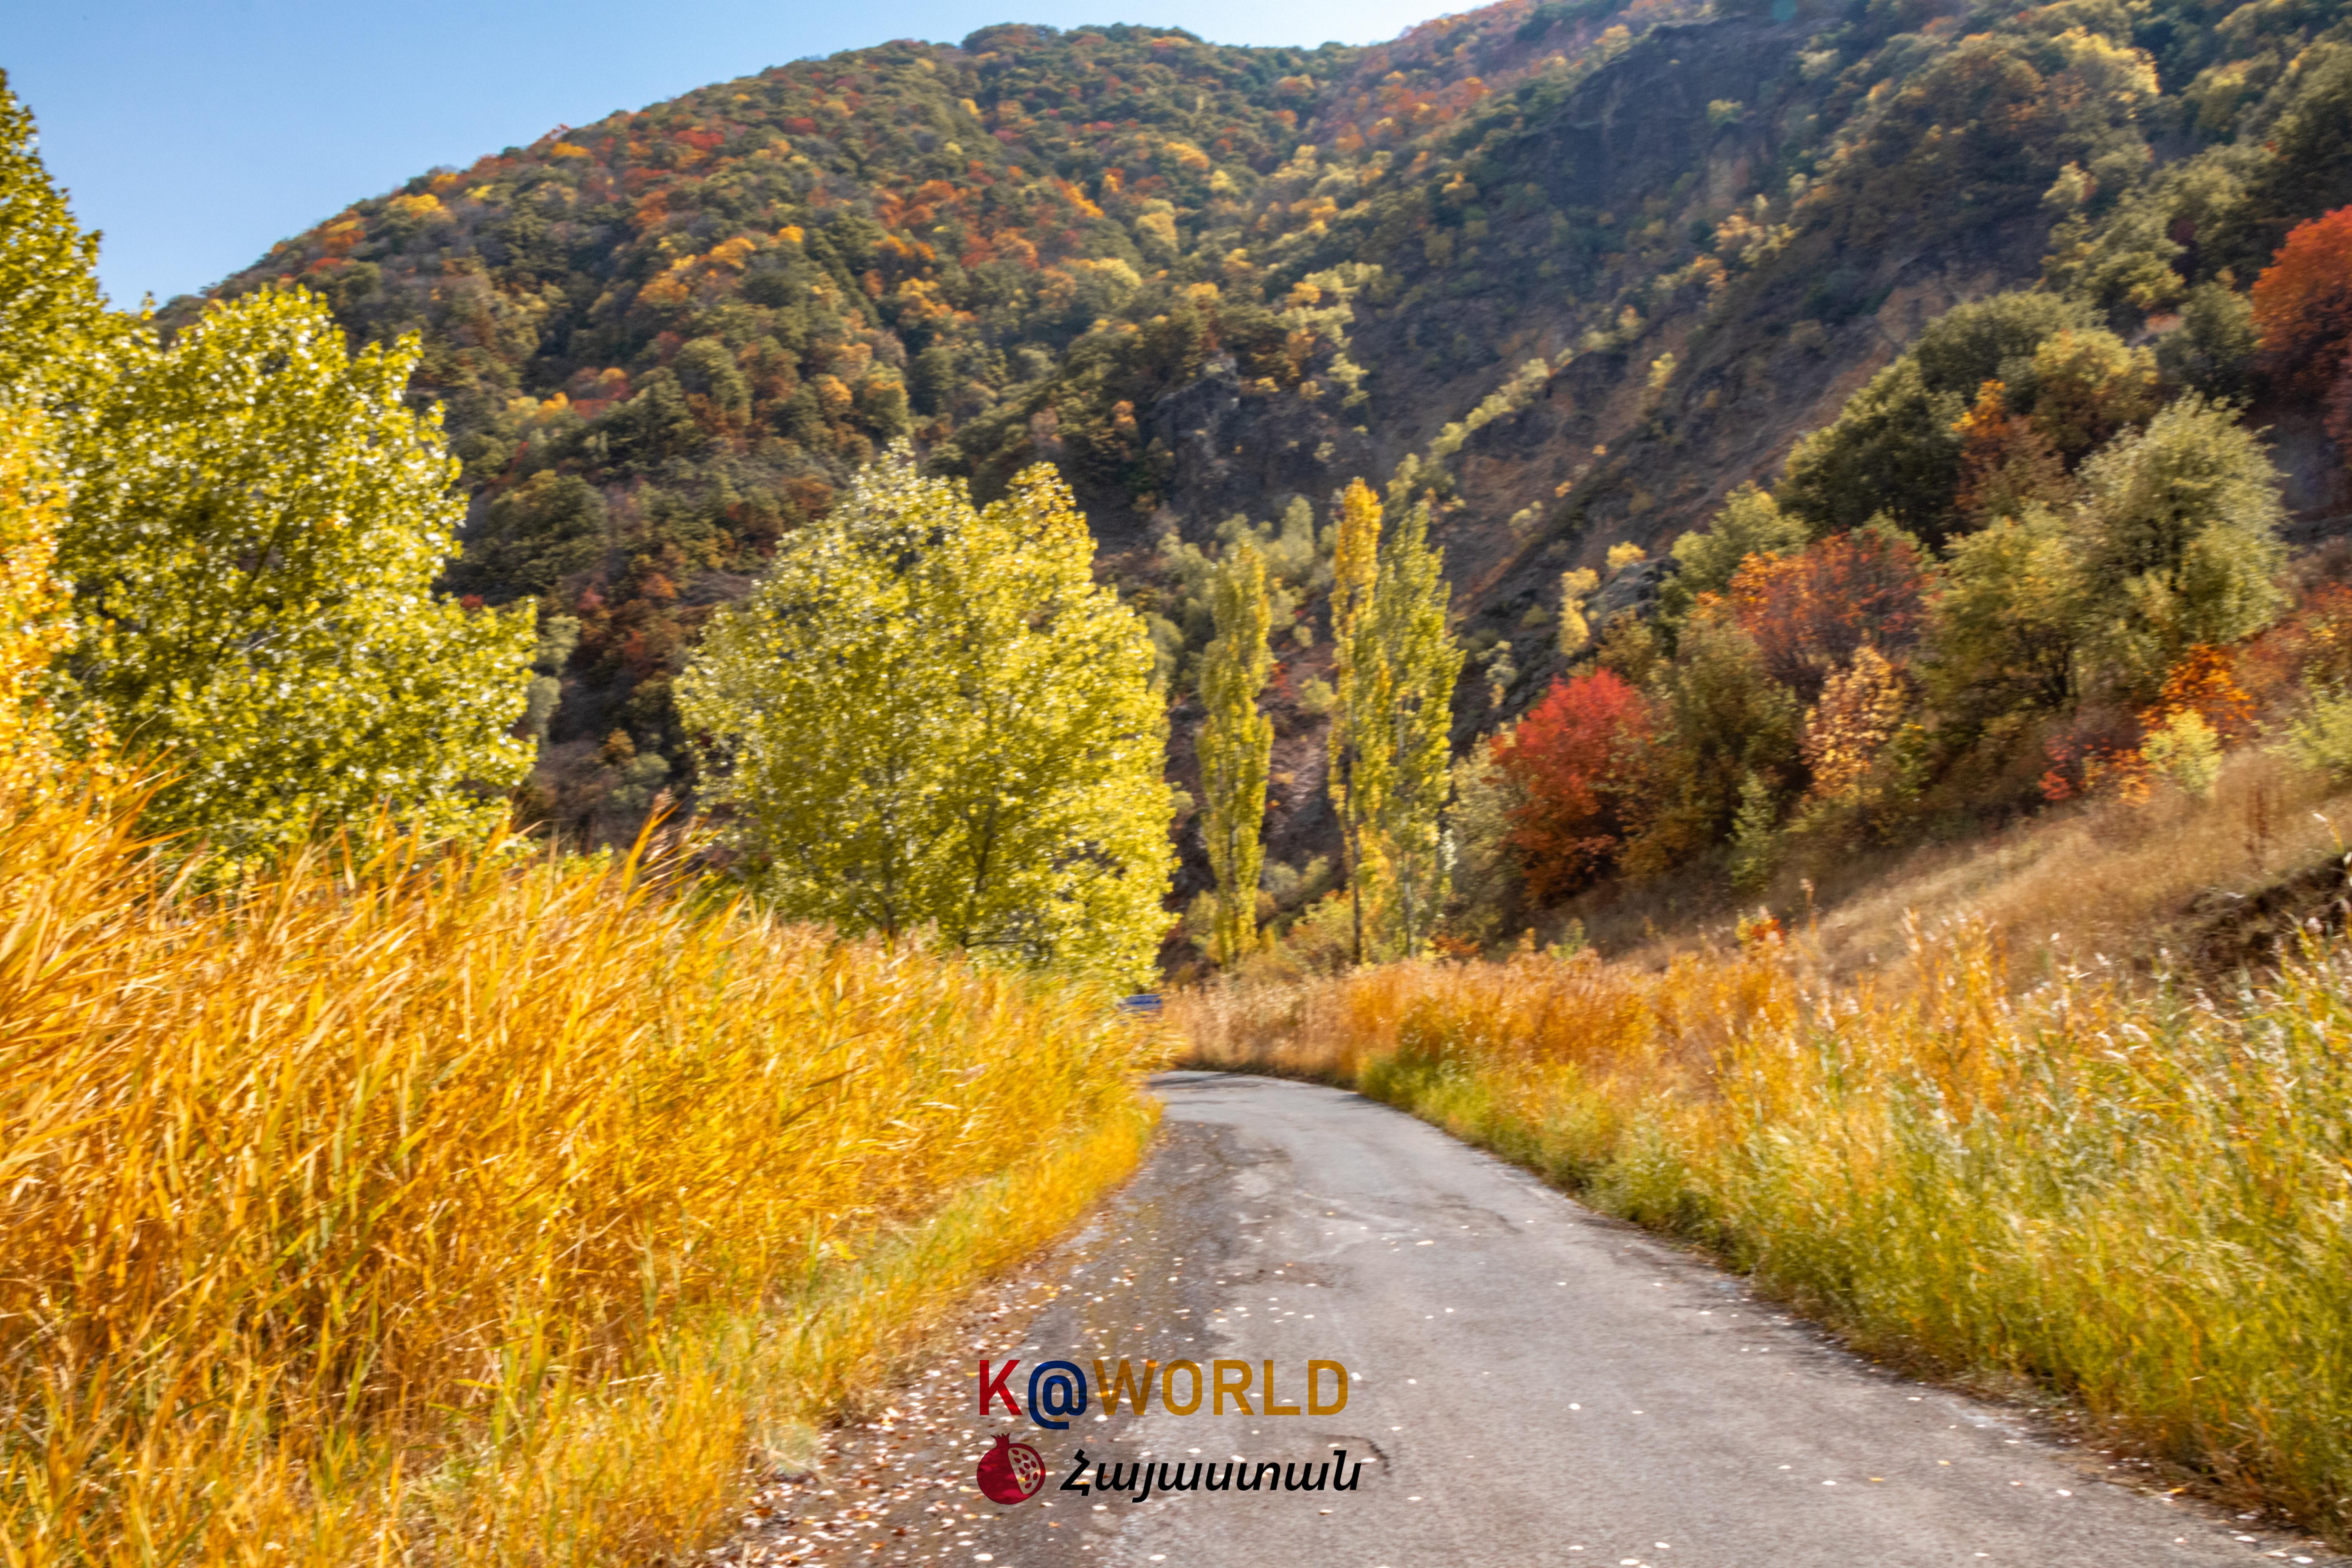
[719,1072,2343,1568]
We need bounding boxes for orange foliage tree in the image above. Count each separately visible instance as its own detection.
[2144,644,2256,742]
[2252,207,2352,401]
[2242,581,2352,704]
[2040,646,2255,806]
[1952,379,2072,523]
[1726,530,1929,699]
[1492,670,1651,901]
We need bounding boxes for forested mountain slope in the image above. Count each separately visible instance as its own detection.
[200,0,2352,862]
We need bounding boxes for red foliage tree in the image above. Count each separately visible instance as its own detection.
[1493,670,1651,901]
[1726,530,1929,699]
[2253,207,2352,400]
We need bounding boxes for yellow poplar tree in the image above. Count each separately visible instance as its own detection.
[0,74,98,790]
[54,289,538,860]
[1368,498,1465,957]
[1326,477,1463,962]
[1198,540,1273,968]
[1326,477,1389,964]
[679,449,1173,987]
[0,72,108,402]
[0,408,70,790]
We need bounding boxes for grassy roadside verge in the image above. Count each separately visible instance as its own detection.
[1172,935,2352,1544]
[0,782,1165,1566]
[396,1097,1158,1563]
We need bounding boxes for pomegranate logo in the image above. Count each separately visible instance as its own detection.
[976,1432,1046,1504]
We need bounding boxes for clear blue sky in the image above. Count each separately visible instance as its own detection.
[9,1,1441,309]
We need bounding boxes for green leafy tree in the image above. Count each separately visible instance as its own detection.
[1924,505,2096,724]
[1777,358,1967,541]
[2157,282,2258,401]
[2022,329,2160,461]
[0,73,107,401]
[2075,394,2287,691]
[1439,731,1524,950]
[55,288,537,859]
[1198,541,1274,968]
[1905,293,2099,405]
[1778,293,2098,542]
[678,450,1172,986]
[448,472,609,600]
[1621,612,1799,882]
[1927,397,2287,721]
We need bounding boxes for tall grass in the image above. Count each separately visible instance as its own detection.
[1176,932,2352,1539]
[0,781,1163,1565]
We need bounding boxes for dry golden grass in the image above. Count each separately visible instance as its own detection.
[0,779,1164,1565]
[1552,748,2352,985]
[1174,926,2352,1543]
[1796,750,2352,981]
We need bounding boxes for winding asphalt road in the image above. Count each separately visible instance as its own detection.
[731,1072,2339,1567]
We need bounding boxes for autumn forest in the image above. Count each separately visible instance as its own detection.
[167,0,2350,971]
